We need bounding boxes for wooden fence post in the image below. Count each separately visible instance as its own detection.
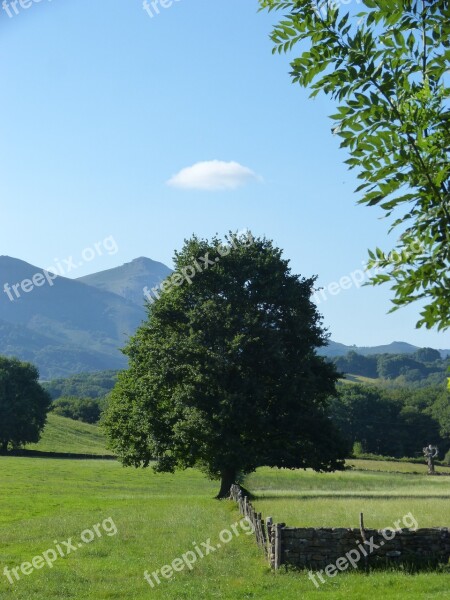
[359,512,369,571]
[257,512,266,554]
[274,524,282,570]
[266,517,273,565]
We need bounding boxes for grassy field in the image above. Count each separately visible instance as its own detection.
[248,464,450,529]
[1,457,449,599]
[24,414,112,455]
[347,458,450,474]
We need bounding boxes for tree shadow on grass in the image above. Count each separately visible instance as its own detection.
[2,449,116,460]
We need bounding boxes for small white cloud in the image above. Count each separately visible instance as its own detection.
[167,160,261,191]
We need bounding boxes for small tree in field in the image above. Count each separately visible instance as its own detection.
[0,356,51,453]
[104,233,347,497]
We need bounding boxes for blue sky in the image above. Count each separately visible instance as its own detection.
[0,0,448,349]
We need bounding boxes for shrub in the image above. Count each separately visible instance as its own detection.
[352,441,364,457]
[444,449,450,466]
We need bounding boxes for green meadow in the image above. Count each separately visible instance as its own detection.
[1,448,449,599]
[24,414,112,456]
[248,463,450,529]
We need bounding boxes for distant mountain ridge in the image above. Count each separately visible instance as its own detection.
[320,340,450,359]
[77,257,172,308]
[0,255,448,377]
[0,256,153,378]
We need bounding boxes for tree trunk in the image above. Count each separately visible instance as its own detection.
[0,441,8,455]
[216,468,236,499]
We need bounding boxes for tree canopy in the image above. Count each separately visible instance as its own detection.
[0,356,51,453]
[43,370,118,400]
[104,233,348,497]
[260,0,450,331]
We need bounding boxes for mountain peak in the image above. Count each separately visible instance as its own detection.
[0,256,146,379]
[77,257,172,307]
[132,256,153,262]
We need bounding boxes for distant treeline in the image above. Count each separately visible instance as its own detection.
[42,367,450,463]
[332,384,450,462]
[43,370,119,400]
[333,348,449,387]
[42,370,119,425]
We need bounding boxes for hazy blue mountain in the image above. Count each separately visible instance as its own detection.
[317,340,353,357]
[319,340,450,359]
[0,316,129,379]
[353,341,419,356]
[77,257,172,308]
[1,255,448,378]
[0,256,145,378]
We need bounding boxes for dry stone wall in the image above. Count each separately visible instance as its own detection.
[230,484,450,570]
[276,525,450,570]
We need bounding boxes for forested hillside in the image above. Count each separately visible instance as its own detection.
[331,384,450,461]
[334,348,449,387]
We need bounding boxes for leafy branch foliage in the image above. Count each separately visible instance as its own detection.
[260,0,450,330]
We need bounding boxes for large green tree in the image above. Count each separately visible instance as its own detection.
[0,356,51,453]
[260,0,450,330]
[104,233,347,497]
